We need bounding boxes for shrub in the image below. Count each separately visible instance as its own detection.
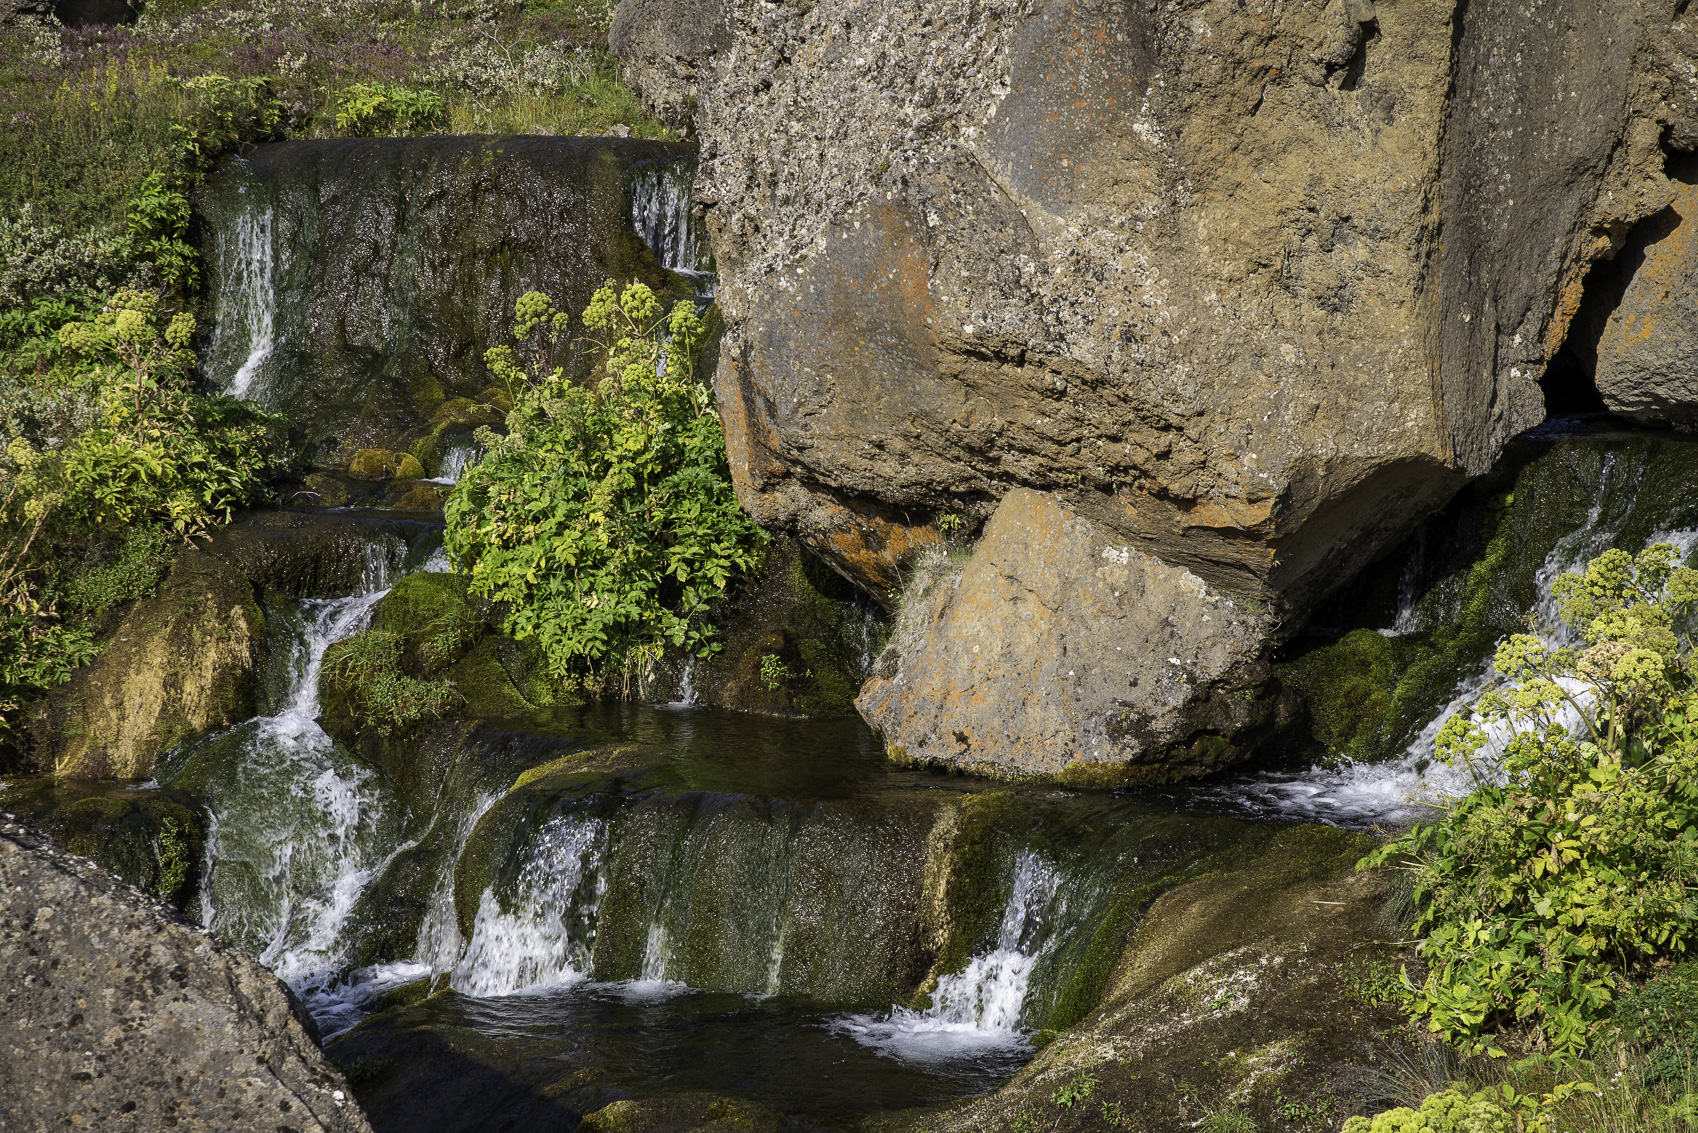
[65,523,176,617]
[445,283,768,693]
[1342,1089,1516,1133]
[1365,544,1698,1055]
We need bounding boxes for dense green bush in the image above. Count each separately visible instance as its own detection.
[321,630,461,735]
[1366,544,1698,1056]
[333,82,448,136]
[445,282,768,693]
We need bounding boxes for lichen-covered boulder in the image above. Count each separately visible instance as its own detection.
[0,819,374,1133]
[858,489,1287,782]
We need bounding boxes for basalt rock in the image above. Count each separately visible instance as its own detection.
[613,0,1698,775]
[0,819,374,1133]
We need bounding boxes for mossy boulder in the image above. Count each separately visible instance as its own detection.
[349,449,426,480]
[25,548,264,780]
[318,570,582,806]
[579,1094,782,1133]
[646,537,887,716]
[0,778,204,909]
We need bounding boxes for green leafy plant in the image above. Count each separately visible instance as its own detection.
[334,83,449,136]
[65,523,175,617]
[1364,543,1698,1056]
[758,652,805,692]
[445,283,768,694]
[1051,1072,1098,1109]
[1198,1104,1257,1133]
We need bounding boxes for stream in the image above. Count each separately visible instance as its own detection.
[19,140,1698,1132]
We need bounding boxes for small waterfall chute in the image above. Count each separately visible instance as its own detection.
[449,812,611,997]
[830,850,1067,1060]
[203,156,278,399]
[629,158,715,297]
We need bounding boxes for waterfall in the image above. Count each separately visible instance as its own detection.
[449,813,611,996]
[831,851,1067,1058]
[159,535,414,1030]
[1206,448,1698,828]
[629,158,714,296]
[426,443,479,486]
[666,656,699,708]
[204,157,278,399]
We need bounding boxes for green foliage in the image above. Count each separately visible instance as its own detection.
[1342,1089,1518,1133]
[66,524,176,617]
[155,814,193,901]
[1051,1072,1097,1109]
[322,629,461,735]
[1612,964,1698,1085]
[1365,544,1698,1056]
[758,652,803,691]
[333,82,448,136]
[445,283,768,693]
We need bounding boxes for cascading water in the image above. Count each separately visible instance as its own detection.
[832,851,1067,1059]
[1202,441,1698,828]
[426,443,479,486]
[202,156,278,399]
[158,537,417,1032]
[629,158,714,296]
[450,813,610,996]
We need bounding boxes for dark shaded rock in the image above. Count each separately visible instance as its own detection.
[647,537,887,716]
[580,1092,781,1133]
[0,779,203,909]
[0,818,374,1133]
[51,0,133,26]
[197,137,694,466]
[203,509,442,598]
[858,489,1288,781]
[26,548,263,779]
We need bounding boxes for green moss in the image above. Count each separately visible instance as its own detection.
[348,449,426,480]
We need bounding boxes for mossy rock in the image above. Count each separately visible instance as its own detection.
[0,778,204,909]
[349,449,427,480]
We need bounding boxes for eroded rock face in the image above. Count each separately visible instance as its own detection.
[0,819,374,1133]
[612,0,1698,775]
[858,489,1285,781]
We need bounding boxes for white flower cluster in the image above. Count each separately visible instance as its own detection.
[0,206,142,307]
[424,33,591,97]
[3,14,65,69]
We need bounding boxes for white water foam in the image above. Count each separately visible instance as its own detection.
[666,656,699,708]
[450,813,610,996]
[831,850,1064,1061]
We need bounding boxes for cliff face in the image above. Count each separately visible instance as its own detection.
[614,0,1698,776]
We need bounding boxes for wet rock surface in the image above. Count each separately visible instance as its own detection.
[0,818,373,1133]
[859,488,1285,780]
[196,136,692,465]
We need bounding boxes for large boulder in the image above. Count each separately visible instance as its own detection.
[859,489,1287,782]
[1591,177,1698,428]
[613,0,1698,775]
[0,819,373,1133]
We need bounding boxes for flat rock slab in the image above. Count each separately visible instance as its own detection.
[0,818,372,1133]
